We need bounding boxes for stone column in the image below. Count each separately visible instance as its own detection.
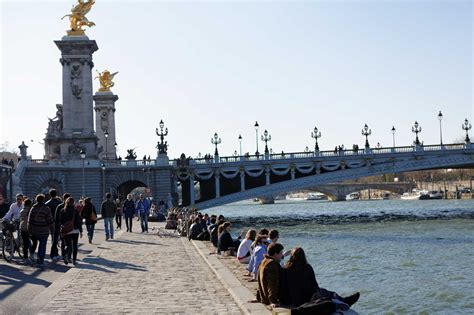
[291,166,296,180]
[240,169,245,191]
[215,171,221,198]
[189,173,195,205]
[52,36,99,158]
[94,92,118,160]
[265,167,271,185]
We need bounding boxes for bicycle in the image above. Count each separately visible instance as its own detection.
[1,219,24,262]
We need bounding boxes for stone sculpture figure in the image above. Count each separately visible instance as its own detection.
[71,64,83,99]
[47,104,64,136]
[95,70,118,92]
[62,0,96,36]
[125,149,137,160]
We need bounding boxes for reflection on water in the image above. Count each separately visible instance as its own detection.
[209,199,474,314]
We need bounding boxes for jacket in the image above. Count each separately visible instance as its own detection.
[59,205,83,233]
[122,199,135,218]
[101,199,117,218]
[19,206,31,232]
[45,197,62,226]
[81,202,97,225]
[256,255,283,305]
[135,199,150,216]
[217,230,235,252]
[281,264,320,307]
[28,202,55,237]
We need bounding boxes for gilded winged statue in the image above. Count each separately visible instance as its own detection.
[95,70,119,92]
[62,0,96,35]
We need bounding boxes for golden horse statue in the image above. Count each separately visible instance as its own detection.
[62,0,96,36]
[95,70,119,92]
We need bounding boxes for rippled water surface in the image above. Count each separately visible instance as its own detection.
[210,199,474,314]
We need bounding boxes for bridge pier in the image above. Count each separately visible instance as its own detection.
[240,170,245,191]
[189,174,195,205]
[215,174,221,198]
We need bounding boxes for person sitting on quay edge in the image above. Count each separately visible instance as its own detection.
[256,242,285,307]
[217,221,241,255]
[101,193,117,240]
[59,197,83,265]
[236,229,257,264]
[248,234,269,281]
[280,247,360,311]
[188,216,204,241]
[28,194,55,266]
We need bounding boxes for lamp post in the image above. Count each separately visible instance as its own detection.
[261,129,272,155]
[254,121,260,156]
[311,126,321,151]
[463,118,472,143]
[361,124,372,149]
[391,126,396,147]
[238,134,242,156]
[412,121,422,145]
[211,132,221,156]
[438,111,443,145]
[80,149,86,197]
[104,130,109,160]
[155,119,169,154]
[101,162,106,199]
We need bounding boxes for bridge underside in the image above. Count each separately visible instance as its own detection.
[189,151,474,209]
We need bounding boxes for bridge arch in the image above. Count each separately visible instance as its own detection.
[116,180,147,200]
[27,171,66,197]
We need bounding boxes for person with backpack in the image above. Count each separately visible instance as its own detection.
[59,197,83,265]
[27,194,55,266]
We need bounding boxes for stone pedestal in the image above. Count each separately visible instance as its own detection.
[94,91,118,160]
[155,154,169,166]
[45,35,99,159]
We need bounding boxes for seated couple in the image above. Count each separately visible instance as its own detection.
[217,222,241,255]
[257,243,360,314]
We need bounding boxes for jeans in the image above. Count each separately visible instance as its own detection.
[140,214,148,232]
[50,231,60,258]
[115,214,122,229]
[63,233,79,261]
[103,217,114,238]
[86,223,95,241]
[20,230,31,259]
[32,235,48,264]
[125,217,133,232]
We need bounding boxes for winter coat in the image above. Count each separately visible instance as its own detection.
[101,199,117,218]
[281,264,320,307]
[81,202,97,225]
[122,199,135,218]
[256,255,283,305]
[59,205,83,234]
[19,206,31,232]
[135,199,150,216]
[28,202,54,237]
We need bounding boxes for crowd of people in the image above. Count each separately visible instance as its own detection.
[176,208,360,313]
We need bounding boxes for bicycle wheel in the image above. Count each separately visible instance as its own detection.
[2,236,14,262]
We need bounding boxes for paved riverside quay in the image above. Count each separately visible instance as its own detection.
[6,222,258,315]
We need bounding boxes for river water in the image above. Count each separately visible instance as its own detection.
[210,199,474,314]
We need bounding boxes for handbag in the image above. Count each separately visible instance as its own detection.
[60,209,75,237]
[90,207,97,222]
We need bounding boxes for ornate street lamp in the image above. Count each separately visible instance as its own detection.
[438,111,443,145]
[391,126,396,147]
[462,118,472,143]
[104,130,109,160]
[80,149,86,197]
[412,121,422,145]
[361,124,372,149]
[254,121,260,156]
[261,129,272,154]
[211,132,222,156]
[311,126,321,151]
[155,119,169,154]
[238,134,242,156]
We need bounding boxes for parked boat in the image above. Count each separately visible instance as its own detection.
[346,192,360,201]
[428,190,443,199]
[401,189,430,200]
[306,193,328,201]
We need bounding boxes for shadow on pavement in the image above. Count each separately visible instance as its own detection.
[110,239,169,247]
[81,256,147,272]
[0,264,51,300]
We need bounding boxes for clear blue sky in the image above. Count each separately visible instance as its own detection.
[1,0,472,159]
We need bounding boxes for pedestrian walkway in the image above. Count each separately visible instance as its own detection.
[25,222,242,314]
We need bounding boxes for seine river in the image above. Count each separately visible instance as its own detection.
[210,199,474,314]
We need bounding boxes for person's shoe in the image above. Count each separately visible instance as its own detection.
[342,292,360,306]
[110,235,114,239]
[52,256,61,261]
[72,260,77,266]
[88,238,92,244]
[63,257,69,265]
[106,235,109,241]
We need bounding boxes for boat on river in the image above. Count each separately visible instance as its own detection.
[306,193,328,200]
[346,192,360,200]
[401,189,430,200]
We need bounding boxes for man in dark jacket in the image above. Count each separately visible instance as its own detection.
[101,193,117,240]
[188,217,203,240]
[54,193,70,259]
[28,194,55,266]
[46,189,62,260]
[256,243,284,307]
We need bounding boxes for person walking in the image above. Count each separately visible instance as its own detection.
[101,193,117,240]
[18,198,33,262]
[81,197,97,243]
[54,193,70,260]
[115,198,122,230]
[45,189,62,260]
[135,194,150,233]
[59,197,83,265]
[28,194,55,266]
[122,194,135,232]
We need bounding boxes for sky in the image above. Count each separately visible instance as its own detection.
[0,0,472,159]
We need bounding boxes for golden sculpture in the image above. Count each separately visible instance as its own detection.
[62,0,96,36]
[95,70,119,92]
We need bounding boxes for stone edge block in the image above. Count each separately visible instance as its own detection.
[191,240,271,315]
